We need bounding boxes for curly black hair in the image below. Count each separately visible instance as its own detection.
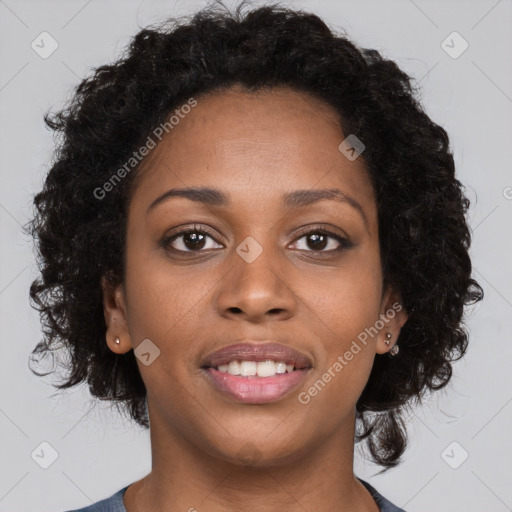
[26,0,483,471]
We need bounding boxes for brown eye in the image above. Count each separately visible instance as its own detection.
[292,229,351,252]
[177,232,208,250]
[303,233,329,250]
[162,226,223,253]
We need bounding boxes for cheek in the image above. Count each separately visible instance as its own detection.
[306,261,382,336]
[311,290,381,383]
[301,261,382,387]
[297,289,380,426]
[124,245,208,342]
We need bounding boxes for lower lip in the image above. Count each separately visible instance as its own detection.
[203,368,310,404]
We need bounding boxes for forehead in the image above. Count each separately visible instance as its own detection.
[142,85,345,168]
[129,85,376,222]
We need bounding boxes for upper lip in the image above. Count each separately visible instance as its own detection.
[201,342,313,369]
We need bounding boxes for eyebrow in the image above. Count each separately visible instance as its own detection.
[147,186,369,230]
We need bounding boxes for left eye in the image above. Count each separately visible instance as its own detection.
[291,231,347,252]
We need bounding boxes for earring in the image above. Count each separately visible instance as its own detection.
[384,332,392,346]
[389,344,399,356]
[114,337,120,345]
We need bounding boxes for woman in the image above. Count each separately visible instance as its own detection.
[28,2,483,511]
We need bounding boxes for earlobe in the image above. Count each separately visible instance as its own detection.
[107,335,132,354]
[101,275,132,354]
[376,286,409,355]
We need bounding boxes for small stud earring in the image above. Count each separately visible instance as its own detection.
[114,337,120,345]
[389,344,399,356]
[384,332,392,346]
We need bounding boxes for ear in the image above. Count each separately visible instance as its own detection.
[101,275,133,354]
[375,284,409,355]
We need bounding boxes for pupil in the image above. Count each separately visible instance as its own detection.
[185,232,205,250]
[308,233,326,250]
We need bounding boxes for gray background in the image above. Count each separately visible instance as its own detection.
[1,0,511,511]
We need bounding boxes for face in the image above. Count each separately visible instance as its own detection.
[102,85,407,466]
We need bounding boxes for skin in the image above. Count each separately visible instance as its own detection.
[102,85,408,512]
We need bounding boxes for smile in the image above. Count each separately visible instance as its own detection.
[200,341,313,403]
[215,359,296,377]
[202,365,311,404]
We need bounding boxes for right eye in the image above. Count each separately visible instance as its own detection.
[161,225,224,253]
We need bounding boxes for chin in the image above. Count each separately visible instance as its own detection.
[210,437,310,469]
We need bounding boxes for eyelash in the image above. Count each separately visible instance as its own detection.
[161,224,352,254]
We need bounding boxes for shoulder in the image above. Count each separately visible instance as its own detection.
[357,477,407,512]
[63,486,129,512]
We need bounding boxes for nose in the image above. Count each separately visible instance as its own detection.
[215,242,297,322]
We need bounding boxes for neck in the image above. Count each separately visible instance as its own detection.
[123,405,379,512]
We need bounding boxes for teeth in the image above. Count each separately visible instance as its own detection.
[256,360,276,377]
[276,362,287,374]
[215,360,296,377]
[228,361,241,375]
[240,361,257,376]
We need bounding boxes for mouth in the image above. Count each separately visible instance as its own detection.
[200,342,313,404]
